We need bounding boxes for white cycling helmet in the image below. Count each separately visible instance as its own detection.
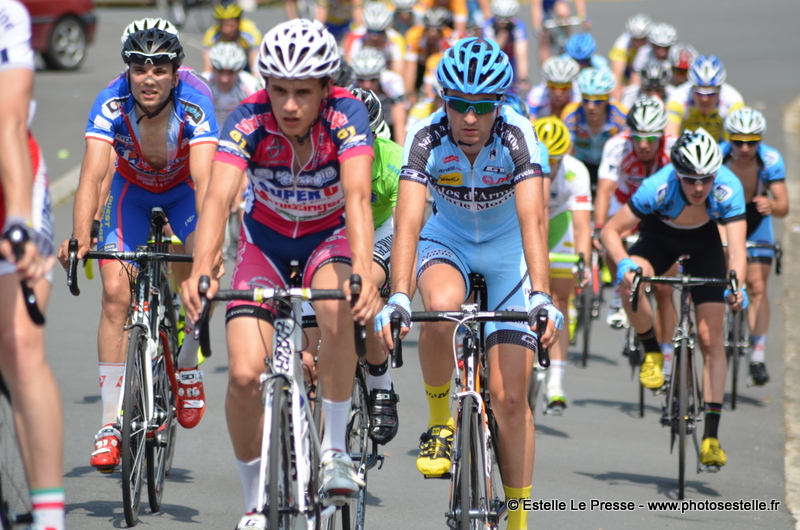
[541,56,580,84]
[669,43,698,70]
[351,46,387,78]
[625,13,652,40]
[648,22,677,47]
[626,96,668,133]
[258,19,340,80]
[491,0,519,18]
[671,127,722,175]
[577,67,616,96]
[363,1,394,31]
[725,107,767,136]
[393,0,416,10]
[689,55,726,87]
[639,61,671,89]
[209,42,247,71]
[121,17,178,44]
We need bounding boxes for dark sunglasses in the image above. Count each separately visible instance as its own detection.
[443,95,502,115]
[731,139,760,147]
[679,174,715,185]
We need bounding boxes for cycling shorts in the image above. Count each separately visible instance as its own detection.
[98,174,197,266]
[746,212,775,264]
[416,223,537,352]
[548,210,575,280]
[373,218,393,291]
[226,217,351,322]
[627,216,725,305]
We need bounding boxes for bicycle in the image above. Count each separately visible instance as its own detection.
[725,241,782,410]
[196,272,374,530]
[392,274,549,529]
[0,226,48,530]
[630,260,736,500]
[66,207,192,526]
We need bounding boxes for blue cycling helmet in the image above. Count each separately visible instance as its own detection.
[565,33,596,61]
[436,37,512,95]
[689,55,726,87]
[503,93,530,119]
[577,67,616,96]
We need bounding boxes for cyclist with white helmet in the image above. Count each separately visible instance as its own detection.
[668,42,698,87]
[205,42,260,125]
[58,27,219,472]
[482,0,530,92]
[601,127,747,470]
[595,97,677,346]
[345,1,406,75]
[202,0,262,74]
[619,60,673,110]
[562,32,609,72]
[562,67,627,190]
[526,55,581,120]
[180,20,381,528]
[608,13,652,99]
[351,46,408,145]
[376,37,561,530]
[534,116,592,415]
[391,0,418,35]
[532,0,589,65]
[665,55,744,141]
[721,108,788,386]
[404,7,453,103]
[629,21,677,86]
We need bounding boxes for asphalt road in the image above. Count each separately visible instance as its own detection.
[30,0,800,528]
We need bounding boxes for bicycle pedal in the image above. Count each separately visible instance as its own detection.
[423,472,451,480]
[545,402,565,416]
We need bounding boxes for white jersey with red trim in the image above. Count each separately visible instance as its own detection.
[598,130,676,204]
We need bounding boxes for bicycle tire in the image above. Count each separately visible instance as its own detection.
[146,327,175,512]
[122,326,148,526]
[0,376,33,530]
[267,378,299,530]
[677,338,688,500]
[729,310,743,410]
[160,279,179,477]
[342,369,370,530]
[579,286,592,367]
[452,395,482,530]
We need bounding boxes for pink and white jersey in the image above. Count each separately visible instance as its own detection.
[215,86,374,239]
[598,130,676,204]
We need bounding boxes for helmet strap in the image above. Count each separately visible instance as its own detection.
[134,89,175,124]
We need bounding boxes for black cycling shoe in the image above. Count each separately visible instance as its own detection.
[749,362,769,386]
[368,386,399,444]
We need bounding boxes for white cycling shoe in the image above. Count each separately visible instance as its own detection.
[320,450,364,503]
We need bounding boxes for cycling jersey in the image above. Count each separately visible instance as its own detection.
[372,136,401,228]
[202,18,262,54]
[203,70,260,126]
[721,141,785,259]
[108,67,213,102]
[402,105,544,243]
[548,154,592,218]
[631,45,669,75]
[404,25,452,64]
[598,131,677,207]
[216,86,374,239]
[482,17,528,74]
[318,0,362,26]
[415,0,468,24]
[526,81,580,120]
[629,164,746,226]
[666,81,744,142]
[561,100,628,167]
[85,80,219,193]
[608,33,637,81]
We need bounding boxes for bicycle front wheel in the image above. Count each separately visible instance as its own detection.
[579,287,593,367]
[451,396,483,529]
[728,310,744,410]
[267,378,299,530]
[0,376,33,530]
[122,326,148,526]
[146,328,175,513]
[677,339,689,500]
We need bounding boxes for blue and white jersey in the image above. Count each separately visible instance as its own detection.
[401,105,544,243]
[629,164,746,226]
[720,142,786,196]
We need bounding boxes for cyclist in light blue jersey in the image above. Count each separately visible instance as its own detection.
[375,37,561,530]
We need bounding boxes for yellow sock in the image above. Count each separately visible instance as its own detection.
[504,485,531,530]
[425,382,454,428]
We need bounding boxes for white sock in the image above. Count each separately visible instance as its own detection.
[236,457,261,513]
[660,343,674,376]
[99,362,125,426]
[320,398,351,455]
[366,372,392,393]
[178,318,201,369]
[750,336,766,363]
[31,488,65,530]
[546,360,566,394]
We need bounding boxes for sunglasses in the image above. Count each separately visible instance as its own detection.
[731,139,760,147]
[547,82,572,91]
[582,95,609,104]
[443,95,502,115]
[357,77,380,83]
[366,29,385,35]
[631,132,662,143]
[693,88,720,97]
[677,172,715,185]
[125,51,177,66]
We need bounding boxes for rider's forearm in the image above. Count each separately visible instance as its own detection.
[389,180,426,296]
[517,178,550,293]
[192,161,241,273]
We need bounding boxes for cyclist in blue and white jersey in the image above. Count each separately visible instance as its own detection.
[721,108,789,386]
[601,128,747,469]
[58,28,218,472]
[376,37,561,530]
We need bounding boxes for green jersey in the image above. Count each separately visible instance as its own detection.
[371,136,401,228]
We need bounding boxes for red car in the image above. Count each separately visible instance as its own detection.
[22,0,97,70]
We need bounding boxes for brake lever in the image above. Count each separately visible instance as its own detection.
[7,225,45,325]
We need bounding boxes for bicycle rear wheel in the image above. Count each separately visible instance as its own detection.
[267,378,299,530]
[146,328,175,513]
[677,338,689,500]
[122,326,148,526]
[0,376,33,530]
